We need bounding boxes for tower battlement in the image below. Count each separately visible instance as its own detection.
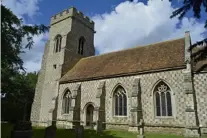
[50,7,94,29]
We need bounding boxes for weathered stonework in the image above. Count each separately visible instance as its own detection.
[58,70,185,128]
[30,7,95,126]
[31,7,207,138]
[30,41,50,125]
[194,73,207,136]
[56,68,206,136]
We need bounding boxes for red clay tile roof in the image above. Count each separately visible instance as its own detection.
[60,38,185,83]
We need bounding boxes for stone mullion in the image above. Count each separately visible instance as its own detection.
[159,93,162,116]
[165,92,168,116]
[118,94,120,115]
[122,95,124,116]
[115,95,117,115]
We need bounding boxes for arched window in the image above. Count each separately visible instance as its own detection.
[78,37,85,55]
[54,35,62,53]
[62,89,71,114]
[113,86,127,116]
[154,81,172,117]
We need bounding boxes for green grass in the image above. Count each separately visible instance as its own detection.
[1,123,13,138]
[1,123,200,138]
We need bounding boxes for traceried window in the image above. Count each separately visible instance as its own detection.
[154,81,172,117]
[62,89,71,114]
[78,37,85,55]
[54,35,62,53]
[113,86,127,116]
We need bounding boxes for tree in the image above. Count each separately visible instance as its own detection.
[170,0,207,71]
[128,0,207,71]
[1,4,48,122]
[1,5,48,95]
[170,0,207,28]
[1,72,38,121]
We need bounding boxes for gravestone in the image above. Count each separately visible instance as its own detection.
[11,121,33,138]
[96,120,102,133]
[137,119,145,138]
[138,127,145,138]
[201,127,207,138]
[44,125,57,138]
[75,125,84,138]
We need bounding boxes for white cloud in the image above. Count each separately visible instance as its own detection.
[3,0,41,18]
[93,0,206,54]
[20,33,48,72]
[4,0,206,72]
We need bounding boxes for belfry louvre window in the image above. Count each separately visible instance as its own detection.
[78,37,85,55]
[154,81,172,117]
[62,89,71,114]
[54,35,62,53]
[113,86,127,116]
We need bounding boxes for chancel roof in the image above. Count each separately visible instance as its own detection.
[60,38,186,83]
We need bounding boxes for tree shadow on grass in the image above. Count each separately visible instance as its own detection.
[1,123,123,138]
[33,128,123,138]
[84,129,123,138]
[1,123,13,138]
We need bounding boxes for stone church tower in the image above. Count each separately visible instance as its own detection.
[31,7,95,126]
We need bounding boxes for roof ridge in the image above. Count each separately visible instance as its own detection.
[83,37,185,60]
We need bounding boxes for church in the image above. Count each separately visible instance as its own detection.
[31,7,207,137]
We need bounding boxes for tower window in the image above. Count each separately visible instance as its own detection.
[53,64,56,69]
[78,37,85,55]
[54,35,62,53]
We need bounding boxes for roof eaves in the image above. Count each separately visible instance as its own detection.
[59,65,186,84]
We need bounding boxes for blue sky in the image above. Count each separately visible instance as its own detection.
[4,0,207,72]
[8,0,206,25]
[19,0,131,25]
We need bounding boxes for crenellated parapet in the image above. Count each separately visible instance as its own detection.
[50,7,94,29]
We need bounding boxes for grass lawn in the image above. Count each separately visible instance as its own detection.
[1,123,203,138]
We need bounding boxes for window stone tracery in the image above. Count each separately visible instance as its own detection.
[154,81,172,117]
[113,86,127,116]
[62,89,71,114]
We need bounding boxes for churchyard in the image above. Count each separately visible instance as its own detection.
[2,0,207,138]
[2,122,206,138]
